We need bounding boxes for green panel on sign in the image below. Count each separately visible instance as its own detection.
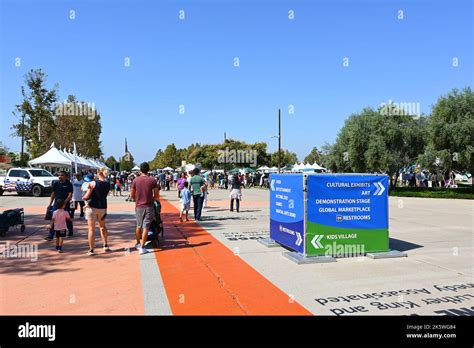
[306,221,389,256]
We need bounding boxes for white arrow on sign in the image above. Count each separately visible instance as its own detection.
[295,232,302,246]
[270,179,275,191]
[311,235,324,249]
[373,182,385,196]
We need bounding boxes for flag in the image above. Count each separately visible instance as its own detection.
[3,180,17,191]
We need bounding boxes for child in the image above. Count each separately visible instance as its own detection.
[51,199,72,253]
[179,182,191,222]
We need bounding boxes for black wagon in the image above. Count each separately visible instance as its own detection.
[0,208,25,236]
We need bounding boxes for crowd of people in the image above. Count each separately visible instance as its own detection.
[43,164,254,255]
[397,169,458,188]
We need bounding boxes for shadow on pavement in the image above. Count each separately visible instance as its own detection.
[389,238,423,252]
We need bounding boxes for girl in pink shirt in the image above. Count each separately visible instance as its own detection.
[51,199,72,253]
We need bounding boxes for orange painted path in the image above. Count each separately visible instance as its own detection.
[154,199,312,315]
[1,198,311,315]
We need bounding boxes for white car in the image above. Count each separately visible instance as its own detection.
[0,167,58,197]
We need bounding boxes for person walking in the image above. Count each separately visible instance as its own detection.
[51,199,72,253]
[177,172,187,198]
[189,168,206,221]
[230,174,242,212]
[115,177,122,196]
[45,171,74,240]
[131,162,160,255]
[82,168,111,256]
[179,181,191,222]
[72,172,85,219]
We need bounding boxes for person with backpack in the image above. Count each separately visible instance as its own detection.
[82,168,111,256]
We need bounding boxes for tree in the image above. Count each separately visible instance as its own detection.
[419,87,474,172]
[304,147,322,164]
[105,156,118,170]
[270,149,298,167]
[54,95,103,157]
[120,153,135,171]
[149,144,182,169]
[11,69,58,158]
[322,107,427,187]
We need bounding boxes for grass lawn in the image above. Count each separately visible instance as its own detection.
[389,186,473,199]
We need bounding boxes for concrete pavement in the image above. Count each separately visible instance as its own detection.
[0,188,472,315]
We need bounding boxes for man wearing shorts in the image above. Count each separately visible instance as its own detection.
[131,162,160,255]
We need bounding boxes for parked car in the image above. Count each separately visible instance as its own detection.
[0,167,58,197]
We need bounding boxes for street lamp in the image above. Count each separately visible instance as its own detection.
[270,109,282,173]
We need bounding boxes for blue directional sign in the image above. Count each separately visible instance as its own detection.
[306,174,389,256]
[269,174,305,253]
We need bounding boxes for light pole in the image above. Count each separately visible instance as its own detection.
[270,109,282,173]
[224,131,227,174]
[278,109,281,173]
[20,112,25,165]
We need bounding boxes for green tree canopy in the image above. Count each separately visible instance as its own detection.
[304,147,322,164]
[11,69,58,158]
[419,87,473,172]
[321,107,427,187]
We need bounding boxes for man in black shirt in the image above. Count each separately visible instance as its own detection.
[45,171,73,240]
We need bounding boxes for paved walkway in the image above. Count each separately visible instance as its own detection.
[0,191,310,315]
[0,188,472,315]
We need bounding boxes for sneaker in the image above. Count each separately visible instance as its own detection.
[87,250,95,256]
[58,248,63,253]
[44,236,53,241]
[139,248,149,255]
[134,243,141,250]
[103,245,111,252]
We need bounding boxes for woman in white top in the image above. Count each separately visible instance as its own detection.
[72,173,85,218]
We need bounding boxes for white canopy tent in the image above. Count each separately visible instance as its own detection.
[28,146,72,167]
[29,144,110,171]
[291,161,326,172]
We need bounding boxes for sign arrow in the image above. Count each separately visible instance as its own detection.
[311,235,324,249]
[270,179,275,191]
[373,182,385,196]
[377,182,385,196]
[295,232,302,246]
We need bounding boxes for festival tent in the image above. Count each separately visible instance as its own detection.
[162,166,174,171]
[28,146,73,167]
[132,165,140,171]
[29,144,110,171]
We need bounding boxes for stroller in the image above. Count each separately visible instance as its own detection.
[147,200,164,247]
[0,208,25,236]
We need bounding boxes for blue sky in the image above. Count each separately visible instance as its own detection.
[0,0,472,163]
